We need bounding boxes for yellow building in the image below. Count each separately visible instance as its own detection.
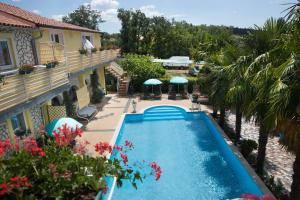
[0,3,119,139]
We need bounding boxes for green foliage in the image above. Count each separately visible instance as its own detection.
[120,54,165,91]
[0,134,147,199]
[263,176,289,199]
[63,91,76,118]
[19,64,35,75]
[101,32,120,49]
[62,5,102,30]
[158,76,198,93]
[79,48,87,55]
[117,9,249,58]
[240,139,258,158]
[90,71,105,104]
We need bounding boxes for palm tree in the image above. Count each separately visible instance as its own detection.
[210,66,230,128]
[226,55,253,143]
[268,2,300,198]
[240,17,287,175]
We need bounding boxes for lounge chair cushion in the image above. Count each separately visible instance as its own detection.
[78,106,97,118]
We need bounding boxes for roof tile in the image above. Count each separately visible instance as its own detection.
[0,3,99,33]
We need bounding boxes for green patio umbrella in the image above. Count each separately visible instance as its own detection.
[170,76,188,93]
[45,118,83,136]
[144,79,162,93]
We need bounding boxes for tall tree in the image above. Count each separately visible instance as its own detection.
[62,5,102,30]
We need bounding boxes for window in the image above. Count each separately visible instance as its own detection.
[50,32,64,44]
[0,40,12,67]
[11,113,27,135]
[82,33,93,44]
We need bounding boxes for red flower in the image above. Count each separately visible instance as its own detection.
[94,142,112,155]
[0,138,12,157]
[9,176,32,189]
[121,153,128,165]
[22,138,46,157]
[150,162,162,181]
[0,183,8,196]
[53,124,83,147]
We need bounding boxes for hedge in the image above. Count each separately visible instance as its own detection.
[159,76,198,93]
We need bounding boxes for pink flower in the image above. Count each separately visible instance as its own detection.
[74,140,90,155]
[114,145,123,152]
[121,153,128,165]
[102,183,108,194]
[124,140,134,149]
[241,194,276,200]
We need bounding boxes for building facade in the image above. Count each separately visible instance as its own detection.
[0,3,118,139]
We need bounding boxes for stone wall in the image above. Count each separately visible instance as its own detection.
[12,29,35,66]
[29,105,43,134]
[0,123,8,140]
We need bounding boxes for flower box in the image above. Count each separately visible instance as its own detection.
[91,47,98,53]
[45,60,59,69]
[79,48,87,55]
[19,64,35,75]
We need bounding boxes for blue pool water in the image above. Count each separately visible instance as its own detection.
[108,106,263,200]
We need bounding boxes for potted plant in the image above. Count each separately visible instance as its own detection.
[19,64,35,75]
[45,60,59,69]
[79,48,87,55]
[91,47,97,53]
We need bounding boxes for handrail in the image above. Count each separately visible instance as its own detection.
[109,62,124,76]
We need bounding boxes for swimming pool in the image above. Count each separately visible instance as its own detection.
[105,106,269,200]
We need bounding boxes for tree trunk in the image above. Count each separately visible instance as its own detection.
[256,122,269,175]
[219,107,226,129]
[235,105,242,144]
[290,148,300,200]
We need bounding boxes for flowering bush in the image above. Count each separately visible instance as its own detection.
[0,124,161,199]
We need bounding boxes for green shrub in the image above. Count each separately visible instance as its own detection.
[263,176,289,199]
[240,139,258,158]
[120,54,165,92]
[158,76,198,94]
[79,48,87,55]
[90,71,105,103]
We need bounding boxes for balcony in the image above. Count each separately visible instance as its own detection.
[0,62,69,113]
[0,43,119,114]
[39,42,119,74]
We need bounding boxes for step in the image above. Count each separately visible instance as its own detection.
[143,115,185,121]
[144,112,184,118]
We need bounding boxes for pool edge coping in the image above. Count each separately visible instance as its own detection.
[108,104,275,199]
[206,113,275,198]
